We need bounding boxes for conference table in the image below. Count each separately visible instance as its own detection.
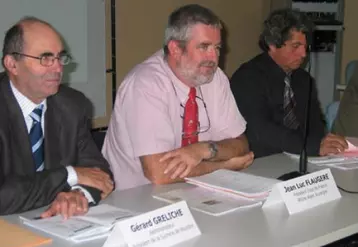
[3,153,358,247]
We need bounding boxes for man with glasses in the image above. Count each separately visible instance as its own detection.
[103,4,253,190]
[230,8,347,158]
[0,17,113,217]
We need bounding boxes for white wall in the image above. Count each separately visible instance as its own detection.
[0,0,107,119]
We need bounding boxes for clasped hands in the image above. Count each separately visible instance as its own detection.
[42,167,114,219]
[160,143,254,179]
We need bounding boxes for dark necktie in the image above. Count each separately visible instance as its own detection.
[29,105,44,171]
[182,87,198,147]
[283,74,300,130]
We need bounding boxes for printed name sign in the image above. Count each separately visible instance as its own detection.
[263,168,341,214]
[103,201,201,247]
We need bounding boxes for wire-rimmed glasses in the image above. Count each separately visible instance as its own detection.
[12,51,72,67]
[180,94,211,138]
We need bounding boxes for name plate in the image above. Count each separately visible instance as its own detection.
[103,201,201,247]
[263,168,341,214]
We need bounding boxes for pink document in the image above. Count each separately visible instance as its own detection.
[344,137,358,157]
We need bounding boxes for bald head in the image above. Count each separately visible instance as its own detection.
[2,16,65,103]
[2,17,60,69]
[21,21,63,59]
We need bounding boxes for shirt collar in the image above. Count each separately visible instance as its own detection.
[10,80,47,118]
[263,52,290,80]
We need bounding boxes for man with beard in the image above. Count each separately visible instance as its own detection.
[0,17,113,217]
[230,8,347,158]
[103,4,253,190]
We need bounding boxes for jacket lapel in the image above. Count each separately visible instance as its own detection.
[0,77,35,174]
[44,96,63,169]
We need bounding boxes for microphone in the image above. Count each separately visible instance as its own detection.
[278,45,312,181]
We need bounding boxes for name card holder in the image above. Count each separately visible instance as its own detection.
[263,168,341,214]
[102,201,201,247]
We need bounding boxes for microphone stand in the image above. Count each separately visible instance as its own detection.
[278,46,312,181]
[299,60,312,175]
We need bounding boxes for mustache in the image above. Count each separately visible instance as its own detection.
[199,61,217,67]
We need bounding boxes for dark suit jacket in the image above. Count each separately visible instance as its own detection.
[0,73,112,215]
[230,53,326,158]
[333,68,358,137]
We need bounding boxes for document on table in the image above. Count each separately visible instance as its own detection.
[284,148,358,170]
[284,137,358,162]
[344,137,358,156]
[20,204,135,243]
[153,186,262,216]
[185,169,279,199]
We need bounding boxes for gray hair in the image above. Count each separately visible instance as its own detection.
[259,8,313,52]
[163,4,222,56]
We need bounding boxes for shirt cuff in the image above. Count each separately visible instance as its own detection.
[72,185,95,203]
[66,166,78,186]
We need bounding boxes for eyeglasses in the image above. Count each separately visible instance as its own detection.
[169,79,211,139]
[180,94,211,137]
[12,51,72,67]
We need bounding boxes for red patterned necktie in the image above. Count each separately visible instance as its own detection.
[182,87,198,147]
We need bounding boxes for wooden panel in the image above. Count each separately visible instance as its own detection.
[115,0,272,87]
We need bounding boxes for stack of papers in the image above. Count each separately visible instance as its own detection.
[284,136,358,170]
[154,169,279,216]
[20,204,135,243]
[185,169,279,199]
[285,152,358,165]
[154,186,262,216]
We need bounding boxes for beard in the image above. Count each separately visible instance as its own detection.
[177,60,217,87]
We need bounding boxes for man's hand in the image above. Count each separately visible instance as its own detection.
[319,134,348,156]
[40,191,88,219]
[160,143,208,179]
[224,152,254,170]
[74,167,114,199]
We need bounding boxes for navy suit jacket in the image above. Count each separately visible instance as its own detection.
[0,73,112,215]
